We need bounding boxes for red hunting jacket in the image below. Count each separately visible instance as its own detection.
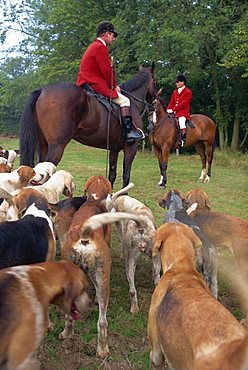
[167,86,192,120]
[76,39,118,98]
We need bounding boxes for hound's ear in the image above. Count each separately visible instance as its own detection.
[158,193,168,208]
[203,192,211,209]
[152,241,161,258]
[60,267,89,315]
[83,176,94,195]
[0,188,13,205]
[152,231,163,257]
[18,166,36,185]
[158,198,166,208]
[177,190,189,209]
[103,178,113,195]
[64,175,75,194]
[48,164,56,176]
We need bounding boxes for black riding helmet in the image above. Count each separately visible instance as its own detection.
[175,75,187,83]
[96,21,118,37]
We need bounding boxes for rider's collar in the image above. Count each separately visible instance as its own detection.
[178,86,185,94]
[97,37,106,46]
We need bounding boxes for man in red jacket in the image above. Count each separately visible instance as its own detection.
[76,21,142,142]
[166,75,192,148]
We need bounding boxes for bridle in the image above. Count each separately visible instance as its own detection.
[147,98,157,127]
[147,97,178,134]
[121,88,157,118]
[120,71,158,118]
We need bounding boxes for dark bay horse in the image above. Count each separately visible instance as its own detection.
[148,91,216,189]
[20,63,157,188]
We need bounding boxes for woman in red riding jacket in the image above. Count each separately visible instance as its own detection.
[166,75,192,148]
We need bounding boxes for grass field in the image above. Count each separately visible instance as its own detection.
[0,137,247,369]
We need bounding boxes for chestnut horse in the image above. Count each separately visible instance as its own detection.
[148,92,216,189]
[20,63,157,188]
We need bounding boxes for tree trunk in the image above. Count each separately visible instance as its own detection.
[219,128,225,150]
[240,130,248,148]
[231,110,240,150]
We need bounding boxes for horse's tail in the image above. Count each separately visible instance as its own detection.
[212,137,217,154]
[20,88,42,167]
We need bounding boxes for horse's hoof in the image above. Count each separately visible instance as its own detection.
[156,184,166,189]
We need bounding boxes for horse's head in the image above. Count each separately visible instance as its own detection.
[147,88,167,131]
[120,62,157,113]
[155,90,168,121]
[144,61,157,105]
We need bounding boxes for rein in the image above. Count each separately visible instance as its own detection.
[121,88,155,118]
[150,113,180,149]
[150,114,170,134]
[106,57,115,178]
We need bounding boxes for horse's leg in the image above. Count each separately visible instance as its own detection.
[153,146,169,189]
[37,119,73,165]
[152,147,163,186]
[204,143,214,183]
[45,138,72,165]
[194,142,207,182]
[109,150,119,188]
[36,127,48,162]
[122,142,138,188]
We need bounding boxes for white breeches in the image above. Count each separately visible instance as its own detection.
[178,116,186,129]
[112,92,130,107]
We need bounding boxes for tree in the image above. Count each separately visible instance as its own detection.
[0,56,37,134]
[125,0,247,149]
[0,0,247,149]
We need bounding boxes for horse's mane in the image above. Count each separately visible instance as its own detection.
[120,69,150,92]
[157,96,167,112]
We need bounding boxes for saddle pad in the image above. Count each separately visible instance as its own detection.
[82,84,120,118]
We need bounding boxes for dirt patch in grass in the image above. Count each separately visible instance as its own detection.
[39,332,151,370]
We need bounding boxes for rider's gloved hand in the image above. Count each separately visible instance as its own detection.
[167,109,173,113]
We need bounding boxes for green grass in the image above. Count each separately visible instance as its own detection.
[0,137,247,369]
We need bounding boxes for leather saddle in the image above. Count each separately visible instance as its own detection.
[81,84,120,118]
[172,115,195,133]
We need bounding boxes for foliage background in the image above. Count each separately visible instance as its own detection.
[0,0,248,149]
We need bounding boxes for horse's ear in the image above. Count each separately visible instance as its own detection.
[151,61,155,72]
[139,64,143,70]
[158,88,163,96]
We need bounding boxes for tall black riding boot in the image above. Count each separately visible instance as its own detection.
[178,131,187,148]
[120,107,143,142]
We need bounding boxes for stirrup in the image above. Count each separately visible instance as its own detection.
[126,130,143,142]
[136,127,146,139]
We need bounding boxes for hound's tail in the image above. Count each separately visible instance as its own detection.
[81,211,143,239]
[106,182,135,211]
